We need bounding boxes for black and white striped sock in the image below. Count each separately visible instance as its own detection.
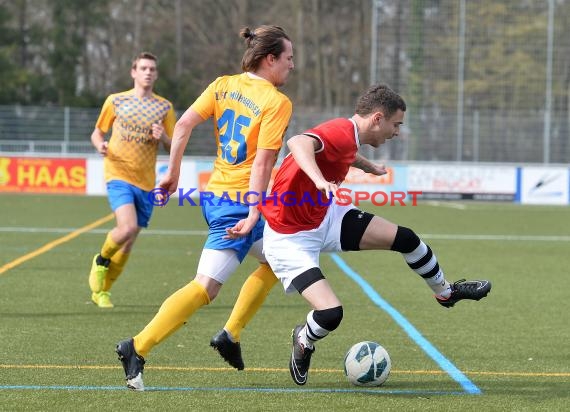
[299,307,344,349]
[391,226,451,297]
[403,241,450,297]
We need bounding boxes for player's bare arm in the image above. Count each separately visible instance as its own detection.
[158,108,205,195]
[90,128,108,156]
[225,148,278,239]
[352,153,387,176]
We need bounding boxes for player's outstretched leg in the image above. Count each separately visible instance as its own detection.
[436,279,491,308]
[210,329,244,370]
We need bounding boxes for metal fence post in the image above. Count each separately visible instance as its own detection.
[64,106,70,154]
[543,0,554,164]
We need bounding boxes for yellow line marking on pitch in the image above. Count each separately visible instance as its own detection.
[0,214,114,276]
[0,364,568,377]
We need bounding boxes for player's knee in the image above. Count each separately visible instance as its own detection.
[313,306,344,332]
[390,226,420,253]
[117,224,139,241]
[195,275,222,301]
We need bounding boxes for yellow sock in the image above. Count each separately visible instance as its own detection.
[133,280,210,358]
[102,250,130,291]
[224,263,278,341]
[100,232,122,259]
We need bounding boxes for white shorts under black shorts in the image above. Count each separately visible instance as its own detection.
[263,202,355,293]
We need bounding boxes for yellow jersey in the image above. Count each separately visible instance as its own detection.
[96,89,176,191]
[191,73,292,201]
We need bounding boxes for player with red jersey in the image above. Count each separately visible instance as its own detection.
[227,84,491,386]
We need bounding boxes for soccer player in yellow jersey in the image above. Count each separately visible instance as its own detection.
[116,26,294,391]
[88,52,176,309]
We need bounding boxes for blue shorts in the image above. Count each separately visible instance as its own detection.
[201,197,265,262]
[106,180,153,228]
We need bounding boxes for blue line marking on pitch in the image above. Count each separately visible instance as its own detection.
[0,385,465,395]
[330,253,482,395]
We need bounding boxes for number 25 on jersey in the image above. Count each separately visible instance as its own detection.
[218,108,250,164]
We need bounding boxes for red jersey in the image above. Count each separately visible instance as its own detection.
[260,118,360,233]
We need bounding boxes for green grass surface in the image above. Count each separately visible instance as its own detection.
[1,194,569,411]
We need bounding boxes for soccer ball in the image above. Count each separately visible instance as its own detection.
[343,341,391,387]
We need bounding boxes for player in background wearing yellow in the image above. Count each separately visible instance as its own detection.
[115,25,294,391]
[89,52,176,309]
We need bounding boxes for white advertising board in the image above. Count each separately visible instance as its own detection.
[518,167,569,205]
[407,164,517,201]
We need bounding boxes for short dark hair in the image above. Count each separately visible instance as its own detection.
[355,84,406,118]
[132,52,158,69]
[240,25,291,72]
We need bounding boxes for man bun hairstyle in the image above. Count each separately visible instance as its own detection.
[240,25,290,72]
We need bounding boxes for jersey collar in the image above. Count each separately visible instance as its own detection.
[348,117,361,149]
